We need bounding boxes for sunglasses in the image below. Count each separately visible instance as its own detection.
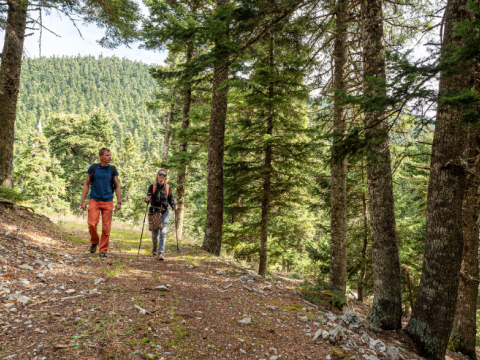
[158,173,167,177]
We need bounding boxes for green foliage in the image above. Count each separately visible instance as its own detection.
[6,1,449,318]
[0,0,140,50]
[44,109,114,209]
[0,186,25,203]
[114,133,155,222]
[222,21,317,271]
[300,280,346,311]
[14,56,160,160]
[14,133,69,212]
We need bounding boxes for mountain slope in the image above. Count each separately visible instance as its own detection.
[15,55,162,158]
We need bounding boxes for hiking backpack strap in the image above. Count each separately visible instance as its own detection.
[110,165,117,190]
[166,185,170,197]
[152,183,156,195]
[89,163,99,185]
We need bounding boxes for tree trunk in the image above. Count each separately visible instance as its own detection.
[358,190,368,302]
[449,126,480,359]
[0,0,28,188]
[362,0,402,330]
[329,0,349,295]
[404,267,415,316]
[176,43,193,241]
[259,32,274,277]
[162,102,174,162]
[233,196,243,223]
[202,62,229,255]
[404,1,474,358]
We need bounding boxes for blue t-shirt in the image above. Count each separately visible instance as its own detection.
[87,164,119,202]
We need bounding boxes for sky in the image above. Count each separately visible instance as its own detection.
[0,11,167,65]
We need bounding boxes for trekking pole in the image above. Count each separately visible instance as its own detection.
[137,201,149,259]
[175,209,179,252]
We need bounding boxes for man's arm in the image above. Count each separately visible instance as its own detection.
[80,175,90,211]
[114,176,121,211]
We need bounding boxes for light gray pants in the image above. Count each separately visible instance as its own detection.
[151,209,170,253]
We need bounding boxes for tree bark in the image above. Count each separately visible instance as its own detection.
[404,267,415,316]
[362,0,402,330]
[202,63,229,255]
[329,0,349,295]
[0,0,28,188]
[358,190,368,302]
[176,43,193,241]
[259,32,275,277]
[404,1,474,358]
[449,126,480,360]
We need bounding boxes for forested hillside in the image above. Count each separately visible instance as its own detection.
[14,56,160,158]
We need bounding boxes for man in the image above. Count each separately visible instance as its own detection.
[80,148,121,258]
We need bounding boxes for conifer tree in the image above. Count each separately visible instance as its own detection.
[329,0,349,295]
[115,133,152,222]
[361,0,402,330]
[143,0,205,239]
[45,109,114,209]
[449,126,480,359]
[15,56,159,160]
[224,19,313,275]
[202,0,305,255]
[404,0,477,357]
[15,120,68,212]
[202,0,232,255]
[0,0,140,188]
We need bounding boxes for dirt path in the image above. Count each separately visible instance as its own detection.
[0,205,471,360]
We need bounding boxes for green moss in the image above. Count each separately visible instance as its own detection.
[125,339,137,347]
[331,347,355,360]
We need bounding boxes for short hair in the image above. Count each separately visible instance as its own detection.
[99,148,111,156]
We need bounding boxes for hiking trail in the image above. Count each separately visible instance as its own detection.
[0,203,471,360]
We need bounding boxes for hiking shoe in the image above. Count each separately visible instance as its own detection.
[89,243,98,254]
[158,253,165,261]
[99,252,107,258]
[152,246,158,256]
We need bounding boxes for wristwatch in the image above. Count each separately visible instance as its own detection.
[117,202,122,204]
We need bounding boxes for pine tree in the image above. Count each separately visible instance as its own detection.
[115,133,152,222]
[44,109,114,209]
[0,0,27,188]
[329,0,349,295]
[449,126,480,360]
[202,0,232,255]
[0,0,140,188]
[143,0,207,238]
[15,121,68,212]
[224,20,313,276]
[362,0,402,330]
[202,0,305,255]
[404,0,477,357]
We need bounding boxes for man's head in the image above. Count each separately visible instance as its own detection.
[157,169,167,185]
[99,148,111,164]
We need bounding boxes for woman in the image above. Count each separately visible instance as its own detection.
[145,169,177,261]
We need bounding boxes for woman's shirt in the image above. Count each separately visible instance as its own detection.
[146,183,176,213]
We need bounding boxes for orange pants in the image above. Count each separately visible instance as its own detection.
[88,199,113,253]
